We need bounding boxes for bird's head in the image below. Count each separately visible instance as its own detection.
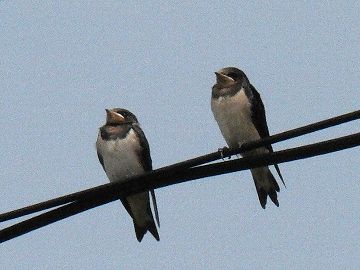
[214,67,249,88]
[105,108,138,125]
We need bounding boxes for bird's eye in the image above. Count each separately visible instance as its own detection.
[227,72,238,80]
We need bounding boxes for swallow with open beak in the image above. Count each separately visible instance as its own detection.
[96,108,159,241]
[211,67,285,208]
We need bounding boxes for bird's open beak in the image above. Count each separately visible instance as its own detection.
[215,72,234,87]
[105,109,125,124]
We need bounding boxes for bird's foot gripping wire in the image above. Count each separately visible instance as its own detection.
[218,146,231,160]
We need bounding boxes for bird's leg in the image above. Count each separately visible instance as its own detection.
[236,143,244,158]
[217,147,225,160]
[218,146,231,160]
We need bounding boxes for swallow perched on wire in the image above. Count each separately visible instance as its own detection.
[96,108,160,241]
[211,67,285,208]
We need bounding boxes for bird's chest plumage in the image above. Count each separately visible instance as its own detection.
[96,129,144,182]
[211,89,260,148]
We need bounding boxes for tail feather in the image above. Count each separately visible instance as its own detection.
[133,200,160,242]
[134,222,146,242]
[133,219,160,242]
[150,189,160,227]
[126,192,160,242]
[147,220,160,241]
[274,163,286,188]
[252,167,280,209]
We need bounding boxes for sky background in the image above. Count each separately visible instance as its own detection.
[1,1,360,269]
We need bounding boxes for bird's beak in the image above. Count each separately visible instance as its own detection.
[215,72,234,87]
[105,109,125,124]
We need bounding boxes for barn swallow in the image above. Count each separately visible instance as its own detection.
[96,108,159,241]
[211,67,285,208]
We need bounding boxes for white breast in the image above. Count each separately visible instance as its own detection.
[211,89,261,149]
[96,129,152,227]
[96,129,144,183]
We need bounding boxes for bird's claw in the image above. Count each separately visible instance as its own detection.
[218,146,230,160]
[218,148,225,160]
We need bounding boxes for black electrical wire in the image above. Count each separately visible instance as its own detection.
[1,131,359,243]
[1,109,359,223]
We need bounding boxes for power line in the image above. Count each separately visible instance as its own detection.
[1,109,359,223]
[1,131,359,243]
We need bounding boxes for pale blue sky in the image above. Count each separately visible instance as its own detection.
[1,1,360,269]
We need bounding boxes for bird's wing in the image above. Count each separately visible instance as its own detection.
[248,84,271,142]
[132,124,160,226]
[132,124,152,171]
[97,151,105,171]
[120,199,135,219]
[249,84,285,185]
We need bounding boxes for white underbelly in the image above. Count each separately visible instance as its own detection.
[97,130,144,182]
[211,89,261,149]
[96,129,151,226]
